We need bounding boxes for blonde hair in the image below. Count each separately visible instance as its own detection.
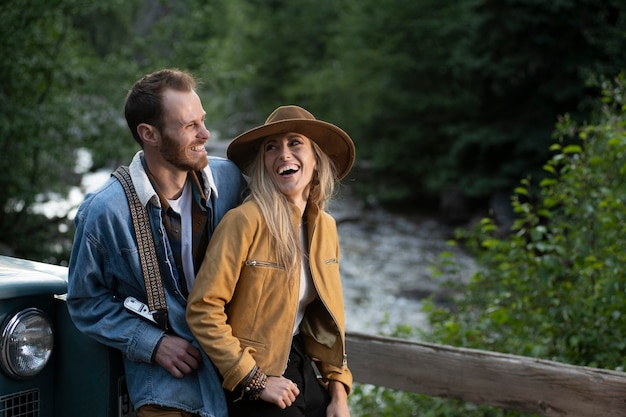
[245,140,337,275]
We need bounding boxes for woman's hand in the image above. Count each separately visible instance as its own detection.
[259,376,300,409]
[326,380,351,417]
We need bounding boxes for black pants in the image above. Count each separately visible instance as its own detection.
[225,334,331,417]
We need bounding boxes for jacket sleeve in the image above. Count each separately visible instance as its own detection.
[66,190,164,364]
[318,362,353,395]
[186,207,257,391]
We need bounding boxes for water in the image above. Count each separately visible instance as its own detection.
[330,191,476,336]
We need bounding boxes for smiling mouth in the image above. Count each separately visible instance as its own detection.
[278,164,299,175]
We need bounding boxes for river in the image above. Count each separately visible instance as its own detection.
[329,188,476,335]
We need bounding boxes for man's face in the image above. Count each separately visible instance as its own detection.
[158,89,210,171]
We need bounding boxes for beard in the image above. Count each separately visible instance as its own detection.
[159,132,208,171]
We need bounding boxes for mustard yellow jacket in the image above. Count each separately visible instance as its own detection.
[187,200,352,393]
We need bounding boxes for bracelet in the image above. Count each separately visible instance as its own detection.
[244,367,267,400]
[240,366,258,387]
[235,366,267,401]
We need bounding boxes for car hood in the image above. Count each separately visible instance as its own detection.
[0,255,68,299]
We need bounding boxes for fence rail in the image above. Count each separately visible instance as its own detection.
[346,332,626,416]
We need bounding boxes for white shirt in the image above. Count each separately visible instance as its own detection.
[293,222,317,335]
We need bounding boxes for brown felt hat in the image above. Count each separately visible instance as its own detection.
[227,105,355,179]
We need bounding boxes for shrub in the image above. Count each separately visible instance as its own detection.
[428,74,626,370]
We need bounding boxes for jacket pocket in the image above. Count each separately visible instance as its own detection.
[238,336,266,349]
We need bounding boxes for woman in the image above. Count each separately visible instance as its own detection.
[187,105,354,417]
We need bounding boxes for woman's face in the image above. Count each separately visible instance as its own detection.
[263,132,317,207]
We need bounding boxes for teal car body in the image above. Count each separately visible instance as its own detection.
[0,255,134,417]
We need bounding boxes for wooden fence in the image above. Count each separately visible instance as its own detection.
[346,332,626,416]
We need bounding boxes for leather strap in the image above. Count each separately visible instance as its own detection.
[112,166,169,331]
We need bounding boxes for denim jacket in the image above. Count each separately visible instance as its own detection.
[67,151,245,417]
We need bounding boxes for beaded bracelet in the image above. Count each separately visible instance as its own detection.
[243,367,267,400]
[236,366,267,401]
[240,366,258,387]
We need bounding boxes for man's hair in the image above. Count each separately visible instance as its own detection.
[124,68,197,146]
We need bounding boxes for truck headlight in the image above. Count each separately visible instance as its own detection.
[1,308,53,378]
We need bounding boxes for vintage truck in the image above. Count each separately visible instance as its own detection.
[0,254,135,417]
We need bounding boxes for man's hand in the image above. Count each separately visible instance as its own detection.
[153,334,202,378]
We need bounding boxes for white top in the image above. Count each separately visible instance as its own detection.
[293,222,317,335]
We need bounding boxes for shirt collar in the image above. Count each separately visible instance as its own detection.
[128,151,218,207]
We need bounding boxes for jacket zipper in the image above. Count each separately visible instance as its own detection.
[245,260,285,269]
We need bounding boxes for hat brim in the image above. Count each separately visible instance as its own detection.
[227,119,355,180]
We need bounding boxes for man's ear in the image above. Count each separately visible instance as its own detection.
[137,123,159,147]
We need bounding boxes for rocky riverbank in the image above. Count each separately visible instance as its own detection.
[330,188,477,335]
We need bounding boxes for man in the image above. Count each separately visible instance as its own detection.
[67,69,245,417]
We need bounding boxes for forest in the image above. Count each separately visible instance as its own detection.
[2,0,625,263]
[3,2,626,414]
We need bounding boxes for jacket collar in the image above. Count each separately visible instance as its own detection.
[128,150,218,208]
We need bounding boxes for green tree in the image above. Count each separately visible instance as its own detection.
[0,0,237,262]
[291,0,477,202]
[259,0,626,206]
[434,0,626,199]
[2,0,101,261]
[4,0,626,263]
[199,0,343,140]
